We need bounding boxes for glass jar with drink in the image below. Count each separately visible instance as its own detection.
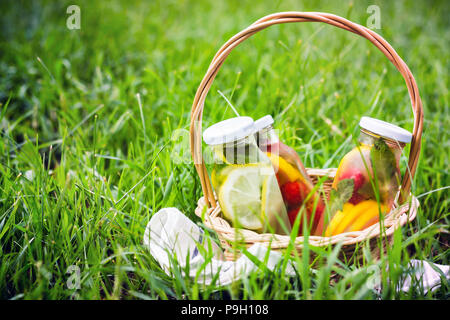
[203,116,291,235]
[254,115,326,236]
[324,116,413,236]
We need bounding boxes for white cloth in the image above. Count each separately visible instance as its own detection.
[372,259,450,296]
[143,207,449,293]
[143,207,295,286]
[397,259,449,293]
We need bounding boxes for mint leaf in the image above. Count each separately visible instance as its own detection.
[328,178,354,217]
[370,138,399,203]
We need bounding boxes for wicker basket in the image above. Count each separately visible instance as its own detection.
[189,12,423,263]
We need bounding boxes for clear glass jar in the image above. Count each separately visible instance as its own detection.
[254,115,326,236]
[327,117,412,233]
[332,117,412,207]
[203,117,291,235]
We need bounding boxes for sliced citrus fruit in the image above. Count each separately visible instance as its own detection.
[332,200,378,235]
[325,203,354,236]
[266,152,302,184]
[212,165,233,190]
[348,203,387,232]
[218,166,264,230]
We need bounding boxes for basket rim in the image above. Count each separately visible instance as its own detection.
[194,168,419,249]
[195,195,419,248]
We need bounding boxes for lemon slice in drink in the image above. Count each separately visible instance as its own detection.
[218,166,263,230]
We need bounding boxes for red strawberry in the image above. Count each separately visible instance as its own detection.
[281,181,308,206]
[287,206,300,227]
[306,197,325,230]
[312,202,326,236]
[348,192,364,205]
[339,169,366,204]
[340,169,365,189]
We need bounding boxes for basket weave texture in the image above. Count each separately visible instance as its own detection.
[189,12,423,262]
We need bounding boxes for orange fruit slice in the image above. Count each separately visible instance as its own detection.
[325,203,354,236]
[348,203,387,232]
[332,200,377,235]
[266,152,302,185]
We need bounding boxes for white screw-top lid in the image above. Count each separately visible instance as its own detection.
[203,116,255,145]
[253,115,274,132]
[359,116,412,143]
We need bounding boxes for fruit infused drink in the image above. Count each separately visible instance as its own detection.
[254,115,325,236]
[203,117,291,235]
[325,117,412,234]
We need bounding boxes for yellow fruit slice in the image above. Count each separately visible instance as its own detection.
[325,203,354,237]
[212,164,260,190]
[348,203,387,232]
[218,166,264,230]
[266,152,302,183]
[332,200,378,235]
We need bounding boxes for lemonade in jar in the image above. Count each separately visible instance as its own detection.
[203,117,291,235]
[254,115,325,236]
[324,117,412,236]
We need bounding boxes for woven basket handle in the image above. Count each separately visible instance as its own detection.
[190,12,423,208]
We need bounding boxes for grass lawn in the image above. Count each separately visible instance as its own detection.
[0,0,448,300]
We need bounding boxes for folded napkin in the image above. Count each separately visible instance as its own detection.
[143,207,449,293]
[373,259,449,294]
[143,207,295,286]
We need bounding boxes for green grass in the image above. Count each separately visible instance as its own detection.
[0,0,448,300]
